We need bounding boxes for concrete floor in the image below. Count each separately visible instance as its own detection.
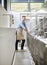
[0,28,35,65]
[13,47,35,65]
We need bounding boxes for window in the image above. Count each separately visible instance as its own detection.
[30,0,44,3]
[11,0,44,3]
[11,3,28,12]
[10,0,44,12]
[30,3,43,11]
[11,0,28,3]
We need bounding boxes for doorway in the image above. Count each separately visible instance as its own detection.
[0,0,1,4]
[4,0,7,10]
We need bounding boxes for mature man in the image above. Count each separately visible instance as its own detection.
[15,16,28,50]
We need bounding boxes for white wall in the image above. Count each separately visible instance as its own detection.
[0,15,10,27]
[2,0,4,7]
[7,0,10,12]
[0,28,16,65]
[10,12,20,28]
[0,5,10,27]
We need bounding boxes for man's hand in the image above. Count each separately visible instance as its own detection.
[25,28,28,33]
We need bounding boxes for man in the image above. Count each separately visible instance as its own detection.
[15,16,28,50]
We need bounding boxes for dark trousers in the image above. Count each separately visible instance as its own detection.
[15,39,25,50]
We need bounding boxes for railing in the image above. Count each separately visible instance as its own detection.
[29,15,47,36]
[20,12,47,36]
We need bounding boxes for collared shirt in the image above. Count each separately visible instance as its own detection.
[17,21,27,40]
[18,21,27,30]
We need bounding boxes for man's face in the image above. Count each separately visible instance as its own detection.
[22,16,26,22]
